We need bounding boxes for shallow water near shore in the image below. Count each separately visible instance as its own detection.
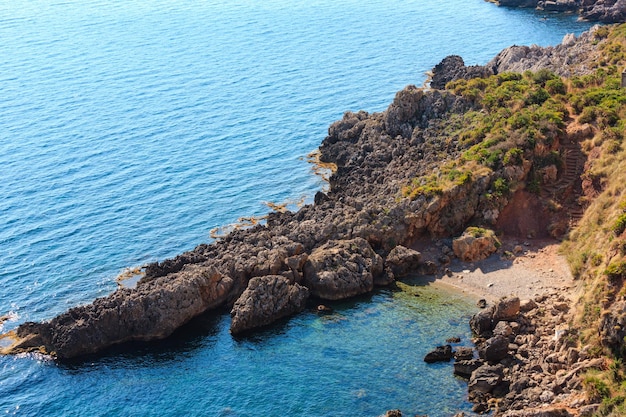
[0,0,594,415]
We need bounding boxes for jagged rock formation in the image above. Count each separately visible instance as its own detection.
[430,29,601,90]
[489,0,626,23]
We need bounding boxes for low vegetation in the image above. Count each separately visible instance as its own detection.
[403,23,626,412]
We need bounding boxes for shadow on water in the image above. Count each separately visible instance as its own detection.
[58,307,228,370]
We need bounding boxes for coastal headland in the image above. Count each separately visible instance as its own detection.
[3,17,626,417]
[488,0,625,23]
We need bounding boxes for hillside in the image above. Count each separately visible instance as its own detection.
[426,23,626,416]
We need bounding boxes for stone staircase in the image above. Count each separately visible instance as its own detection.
[540,140,586,227]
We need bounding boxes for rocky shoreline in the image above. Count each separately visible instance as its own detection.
[487,0,625,23]
[1,22,623,416]
[419,294,607,416]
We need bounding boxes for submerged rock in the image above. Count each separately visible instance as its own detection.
[424,345,454,363]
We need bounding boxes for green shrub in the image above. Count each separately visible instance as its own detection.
[605,260,626,281]
[546,78,567,95]
[503,148,524,166]
[579,107,597,124]
[613,213,626,236]
[531,69,558,86]
[595,26,611,39]
[534,151,562,169]
[526,87,551,105]
[583,375,611,402]
[493,177,509,197]
[606,140,622,154]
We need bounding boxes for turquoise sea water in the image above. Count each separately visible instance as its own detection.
[0,1,593,415]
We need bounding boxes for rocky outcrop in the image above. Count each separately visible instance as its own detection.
[599,299,626,353]
[431,29,602,87]
[581,0,626,22]
[230,275,309,335]
[11,265,234,359]
[303,238,383,300]
[453,228,500,262]
[462,293,607,415]
[424,345,454,363]
[489,0,626,23]
[430,55,493,90]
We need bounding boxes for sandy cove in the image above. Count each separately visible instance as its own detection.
[424,237,576,303]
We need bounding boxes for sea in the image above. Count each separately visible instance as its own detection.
[0,1,594,416]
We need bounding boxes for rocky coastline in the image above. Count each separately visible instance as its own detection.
[2,22,626,416]
[487,0,625,23]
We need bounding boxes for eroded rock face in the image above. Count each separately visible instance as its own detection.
[230,275,309,335]
[599,299,626,353]
[303,238,383,300]
[453,228,500,262]
[13,266,234,359]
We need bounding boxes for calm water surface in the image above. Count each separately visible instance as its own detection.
[0,1,593,415]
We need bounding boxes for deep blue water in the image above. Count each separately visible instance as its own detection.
[0,1,593,415]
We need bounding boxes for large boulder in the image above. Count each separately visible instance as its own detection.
[303,238,384,300]
[385,245,422,278]
[424,345,454,363]
[493,297,521,322]
[478,335,510,362]
[470,307,495,337]
[468,364,506,394]
[453,227,500,262]
[230,275,309,335]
